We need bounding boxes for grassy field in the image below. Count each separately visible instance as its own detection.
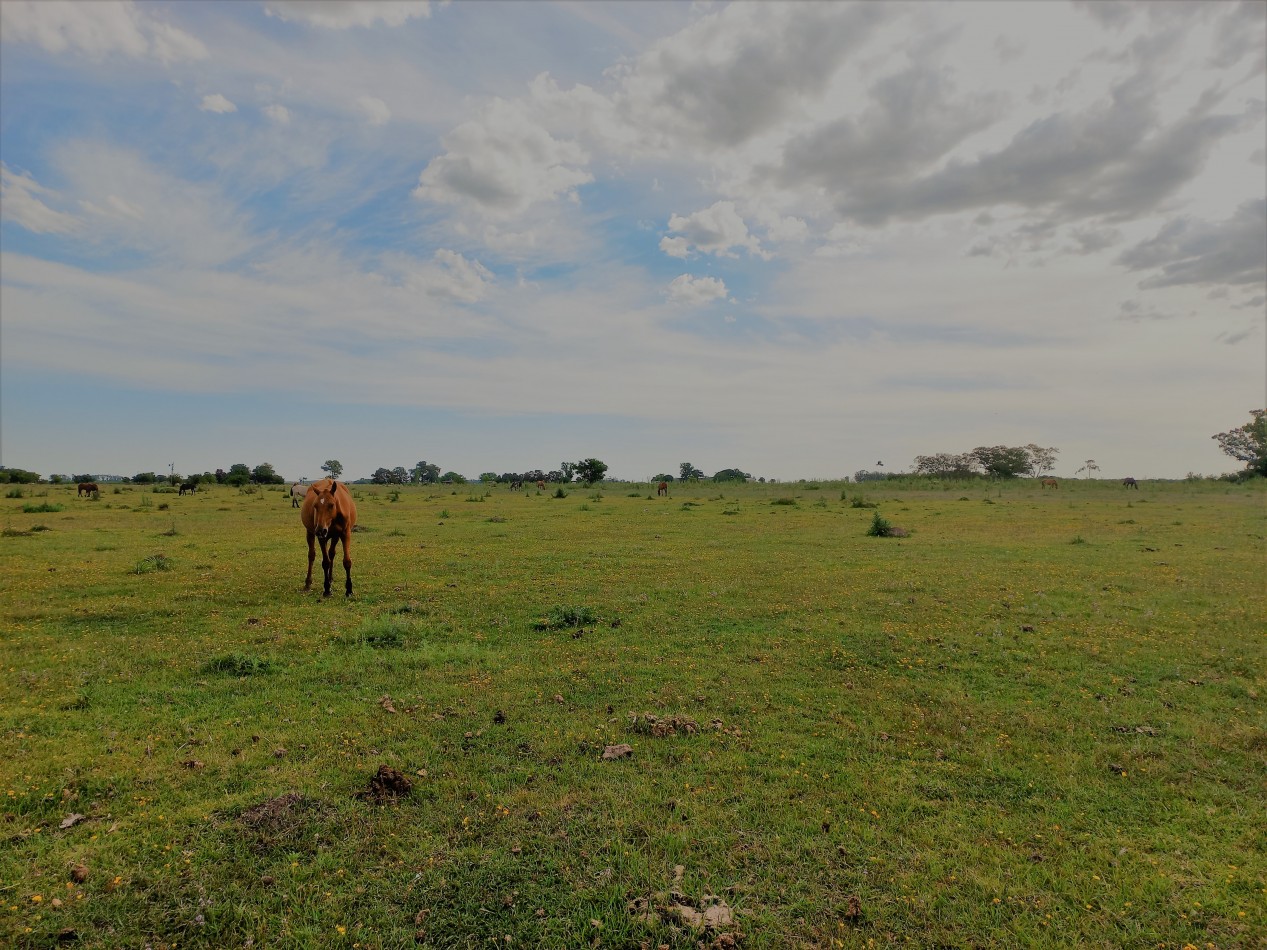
[2,477,1264,948]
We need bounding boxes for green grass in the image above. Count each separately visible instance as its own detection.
[1,478,1264,948]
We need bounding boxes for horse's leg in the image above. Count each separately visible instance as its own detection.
[305,530,316,590]
[320,537,334,596]
[341,529,353,596]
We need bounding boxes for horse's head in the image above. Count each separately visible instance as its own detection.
[307,481,345,540]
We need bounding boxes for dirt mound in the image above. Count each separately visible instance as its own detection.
[628,712,700,737]
[357,765,413,803]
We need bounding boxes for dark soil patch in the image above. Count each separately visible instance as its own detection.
[356,766,413,804]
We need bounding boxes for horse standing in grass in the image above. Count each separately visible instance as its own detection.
[77,482,98,497]
[290,482,306,508]
[301,479,358,597]
[1123,477,1139,489]
[1040,478,1058,490]
[537,480,546,490]
[179,482,197,495]
[657,481,669,496]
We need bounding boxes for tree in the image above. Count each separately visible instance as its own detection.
[0,467,40,484]
[225,463,252,487]
[411,461,441,484]
[133,471,158,484]
[970,446,1032,479]
[575,458,608,484]
[1024,444,1059,477]
[251,462,284,484]
[559,461,576,483]
[440,471,467,484]
[479,472,498,484]
[679,462,704,481]
[712,467,751,482]
[913,453,978,478]
[1074,460,1100,480]
[321,459,343,479]
[652,473,675,483]
[1213,409,1267,476]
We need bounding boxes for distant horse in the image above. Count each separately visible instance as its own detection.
[77,482,99,497]
[536,480,546,490]
[290,482,306,508]
[301,478,358,597]
[510,479,523,491]
[179,482,197,495]
[657,481,669,496]
[1040,478,1058,490]
[1122,477,1138,489]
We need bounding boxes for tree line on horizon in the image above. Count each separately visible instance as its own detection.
[3,411,1264,486]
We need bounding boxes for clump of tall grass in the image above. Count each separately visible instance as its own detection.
[866,511,908,537]
[533,605,597,630]
[134,553,172,574]
[205,653,275,676]
[21,502,63,513]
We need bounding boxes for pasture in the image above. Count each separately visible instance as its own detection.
[2,478,1264,948]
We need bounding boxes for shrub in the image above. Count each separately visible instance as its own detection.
[21,502,63,513]
[205,653,275,676]
[134,553,172,574]
[771,497,797,506]
[6,487,24,499]
[850,496,878,509]
[553,488,568,499]
[534,605,597,630]
[866,512,908,537]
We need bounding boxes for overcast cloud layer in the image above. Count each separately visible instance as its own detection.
[2,0,1264,481]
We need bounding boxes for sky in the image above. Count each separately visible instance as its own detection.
[1,0,1264,483]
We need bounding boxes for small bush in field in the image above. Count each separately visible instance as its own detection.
[866,511,908,537]
[771,497,797,506]
[23,502,64,513]
[534,605,597,630]
[6,487,24,499]
[134,553,173,573]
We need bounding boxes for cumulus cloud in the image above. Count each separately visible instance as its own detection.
[613,2,890,150]
[263,104,291,125]
[1118,199,1267,289]
[357,96,391,126]
[200,94,237,114]
[666,274,730,306]
[661,201,766,259]
[0,164,81,234]
[414,99,593,216]
[0,0,207,62]
[406,249,496,303]
[838,74,1250,226]
[264,1,431,30]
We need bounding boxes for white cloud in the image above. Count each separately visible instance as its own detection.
[0,0,207,62]
[414,99,593,216]
[357,96,391,126]
[398,249,496,303]
[666,274,730,306]
[200,94,237,114]
[263,104,292,125]
[0,164,82,234]
[264,1,432,30]
[662,201,766,259]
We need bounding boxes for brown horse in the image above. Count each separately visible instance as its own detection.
[300,478,358,596]
[77,482,99,497]
[1040,478,1058,490]
[179,482,197,495]
[1122,477,1138,489]
[657,481,669,496]
[537,480,546,490]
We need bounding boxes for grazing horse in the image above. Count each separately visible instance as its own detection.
[77,482,99,497]
[1122,477,1139,489]
[510,479,523,491]
[1040,478,1058,490]
[290,482,306,508]
[657,481,669,496]
[179,482,197,495]
[536,480,546,490]
[300,478,358,597]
